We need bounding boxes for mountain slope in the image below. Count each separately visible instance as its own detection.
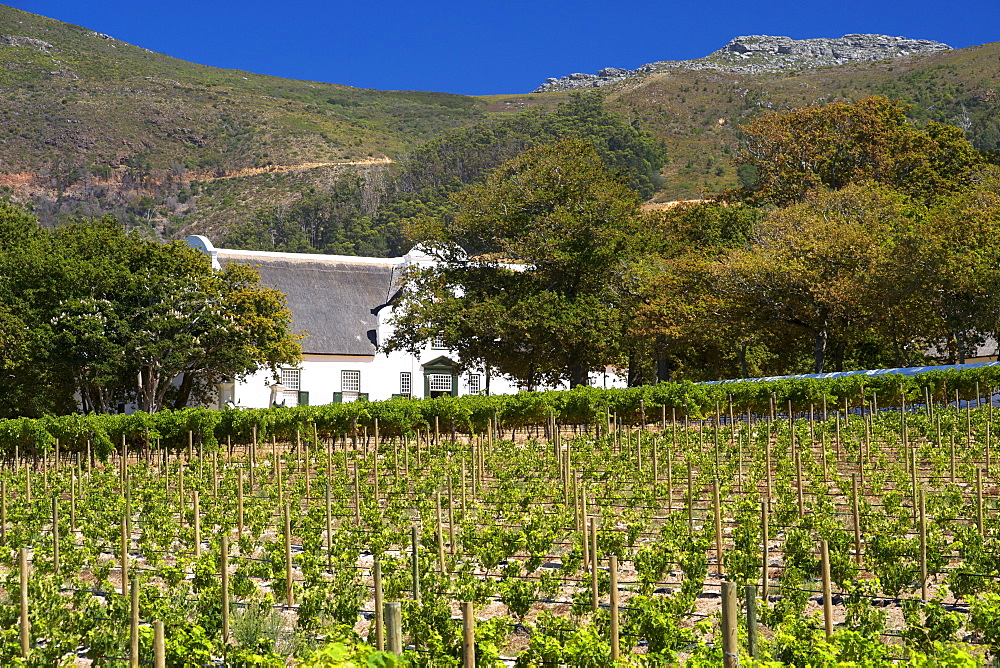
[599,40,1000,198]
[1,3,999,235]
[0,4,486,172]
[0,4,492,231]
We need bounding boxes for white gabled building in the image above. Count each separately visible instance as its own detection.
[188,236,622,408]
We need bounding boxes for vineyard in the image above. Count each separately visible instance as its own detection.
[2,370,1000,665]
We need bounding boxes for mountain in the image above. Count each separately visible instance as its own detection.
[598,38,1000,199]
[1,3,998,237]
[0,4,493,232]
[533,34,952,92]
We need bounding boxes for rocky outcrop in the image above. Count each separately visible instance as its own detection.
[1,35,55,52]
[533,34,950,92]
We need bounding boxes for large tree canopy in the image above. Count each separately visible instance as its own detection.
[734,96,985,206]
[0,205,301,416]
[386,139,645,388]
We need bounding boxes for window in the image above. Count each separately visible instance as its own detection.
[428,374,453,393]
[467,373,481,395]
[431,334,447,349]
[280,368,300,391]
[280,368,301,406]
[400,371,412,396]
[341,370,361,393]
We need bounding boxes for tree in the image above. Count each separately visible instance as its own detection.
[385,139,644,388]
[0,210,301,416]
[0,202,79,416]
[626,202,775,382]
[713,183,927,373]
[913,172,1000,363]
[733,96,985,206]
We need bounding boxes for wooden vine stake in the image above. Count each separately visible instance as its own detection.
[448,476,456,555]
[130,574,139,668]
[325,485,333,572]
[283,504,294,606]
[411,526,421,601]
[237,472,245,536]
[435,492,446,572]
[590,517,599,612]
[385,601,403,655]
[354,462,362,524]
[70,465,77,533]
[919,488,928,601]
[193,491,201,558]
[977,469,984,534]
[178,466,185,527]
[373,561,384,650]
[580,483,589,571]
[746,584,758,658]
[121,516,129,600]
[51,496,60,575]
[795,449,804,518]
[153,620,166,668]
[721,580,738,668]
[821,540,833,639]
[851,474,862,564]
[713,480,724,575]
[221,535,230,645]
[609,554,620,661]
[462,601,475,668]
[19,547,29,659]
[373,419,380,503]
[761,499,769,601]
[686,460,694,536]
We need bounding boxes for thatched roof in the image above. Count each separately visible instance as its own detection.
[219,251,401,356]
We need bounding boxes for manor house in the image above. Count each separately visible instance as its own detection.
[187,236,624,408]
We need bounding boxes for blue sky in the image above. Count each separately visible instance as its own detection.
[7,0,999,95]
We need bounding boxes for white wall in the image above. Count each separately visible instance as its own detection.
[230,351,522,408]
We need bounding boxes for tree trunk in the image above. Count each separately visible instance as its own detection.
[956,329,967,364]
[173,372,195,411]
[656,357,672,384]
[626,352,653,387]
[568,364,589,388]
[814,329,828,374]
[738,342,749,379]
[832,342,845,373]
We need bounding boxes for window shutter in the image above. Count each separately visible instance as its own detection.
[332,392,343,404]
[298,391,309,406]
[358,393,370,402]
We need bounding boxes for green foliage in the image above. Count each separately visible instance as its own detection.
[0,207,301,417]
[3,362,1000,455]
[732,96,985,206]
[300,640,407,667]
[386,139,645,388]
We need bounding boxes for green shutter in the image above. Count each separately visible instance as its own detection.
[332,392,343,404]
[450,373,458,397]
[358,393,369,402]
[298,391,309,406]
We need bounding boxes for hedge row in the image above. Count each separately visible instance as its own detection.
[2,365,998,458]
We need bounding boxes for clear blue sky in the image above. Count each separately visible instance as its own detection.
[7,0,999,95]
